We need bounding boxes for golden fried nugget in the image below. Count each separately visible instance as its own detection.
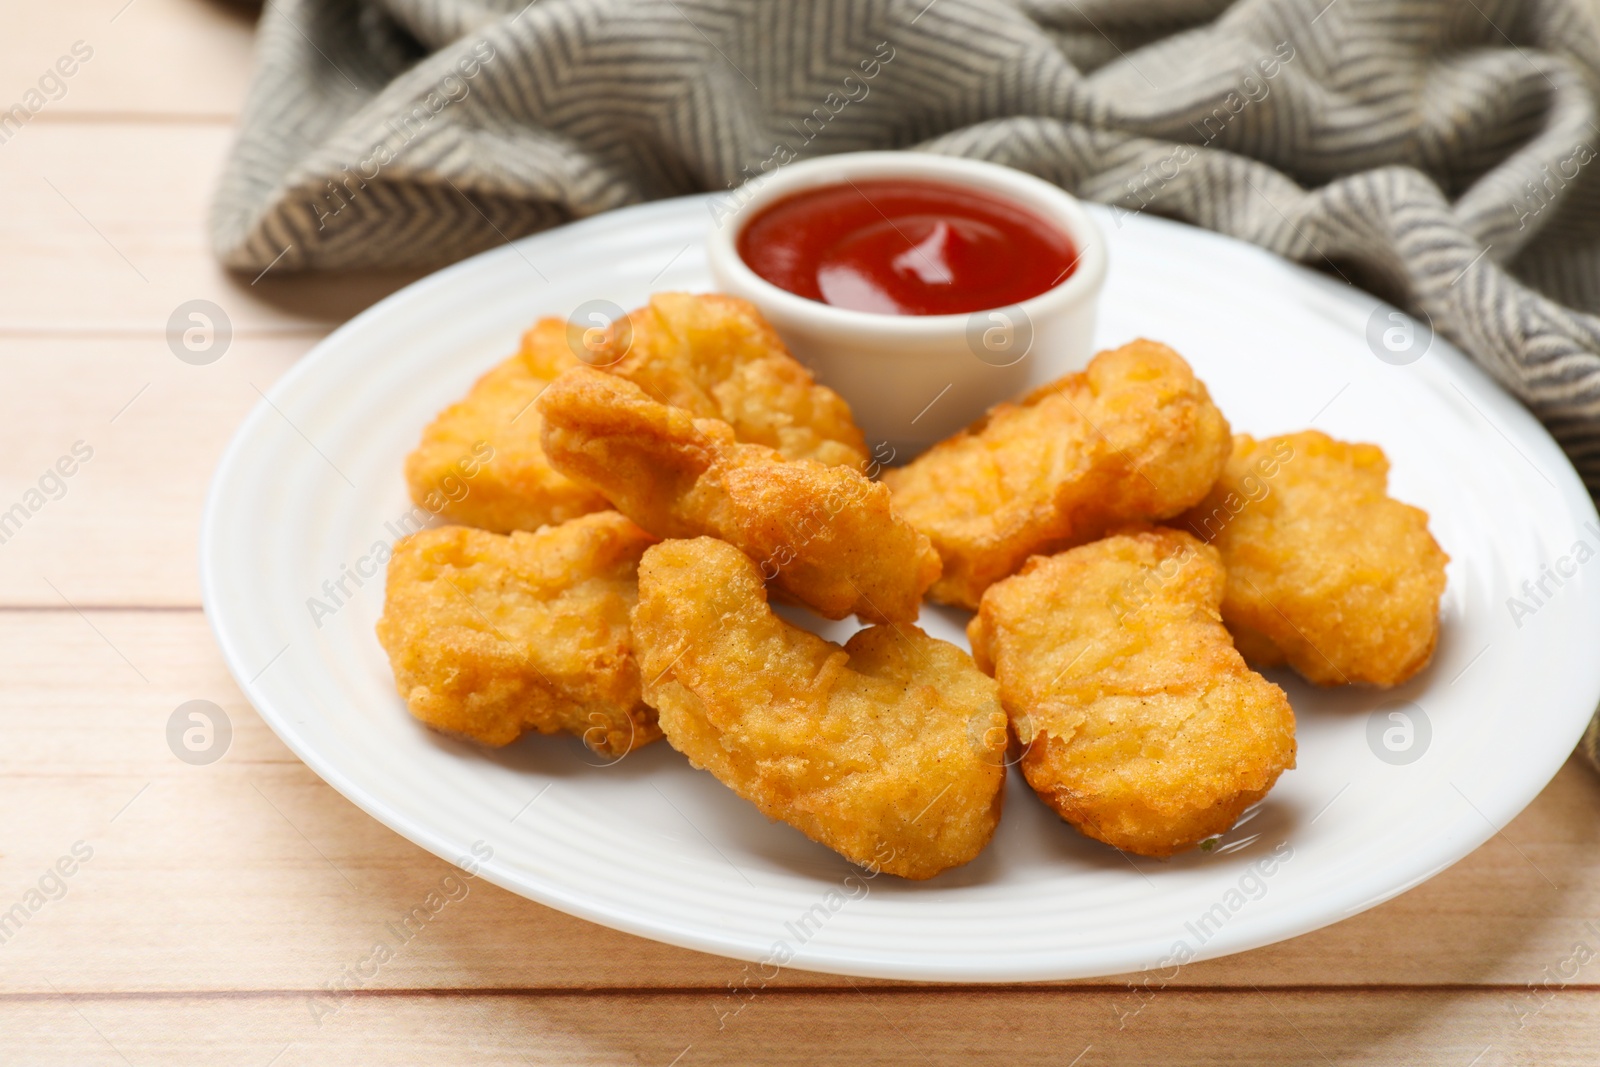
[1178,431,1449,687]
[375,513,660,755]
[594,292,870,468]
[882,339,1233,609]
[537,367,940,623]
[404,319,608,533]
[969,527,1296,858]
[633,537,1006,879]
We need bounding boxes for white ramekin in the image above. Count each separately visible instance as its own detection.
[705,151,1107,458]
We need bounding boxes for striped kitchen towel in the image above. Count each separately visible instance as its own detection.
[212,0,1600,756]
[213,0,1600,485]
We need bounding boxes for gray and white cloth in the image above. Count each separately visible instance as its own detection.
[212,0,1600,760]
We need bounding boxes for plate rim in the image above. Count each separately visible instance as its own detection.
[199,192,1600,982]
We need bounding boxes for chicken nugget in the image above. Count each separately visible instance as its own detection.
[537,367,939,623]
[593,292,870,468]
[375,512,660,755]
[969,527,1296,857]
[404,319,608,533]
[883,339,1233,609]
[1178,431,1448,687]
[633,537,1006,879]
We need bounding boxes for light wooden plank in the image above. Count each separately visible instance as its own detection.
[0,12,1593,1062]
[2,988,1594,1066]
[3,610,1599,995]
[0,335,309,607]
[0,124,425,334]
[1,0,254,118]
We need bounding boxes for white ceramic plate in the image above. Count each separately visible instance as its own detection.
[201,195,1600,982]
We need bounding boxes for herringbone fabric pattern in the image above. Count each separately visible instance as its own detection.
[216,0,1600,489]
[213,0,1600,760]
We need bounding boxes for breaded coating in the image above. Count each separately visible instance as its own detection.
[882,339,1233,609]
[969,527,1296,858]
[633,538,1006,880]
[537,367,940,624]
[404,319,608,533]
[375,513,660,756]
[1177,431,1449,687]
[594,292,870,468]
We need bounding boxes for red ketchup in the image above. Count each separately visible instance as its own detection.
[737,178,1078,316]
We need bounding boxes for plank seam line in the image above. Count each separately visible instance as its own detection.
[19,113,238,125]
[0,605,203,613]
[4,984,1596,1002]
[0,329,332,341]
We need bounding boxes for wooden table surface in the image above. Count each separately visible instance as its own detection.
[5,2,1599,1063]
